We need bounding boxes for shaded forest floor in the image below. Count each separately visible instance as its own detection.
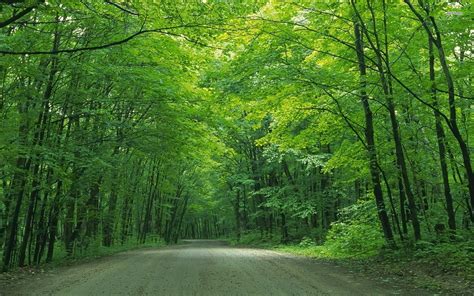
[230,235,474,295]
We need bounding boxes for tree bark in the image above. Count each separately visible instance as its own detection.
[353,19,395,245]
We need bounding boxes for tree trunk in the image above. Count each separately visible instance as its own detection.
[429,37,456,232]
[353,19,395,245]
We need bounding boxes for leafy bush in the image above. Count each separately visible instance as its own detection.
[299,236,316,247]
[324,222,384,257]
[322,199,384,257]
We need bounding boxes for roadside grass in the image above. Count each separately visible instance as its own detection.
[49,238,167,267]
[1,236,166,273]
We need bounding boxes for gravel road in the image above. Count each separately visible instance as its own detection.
[1,240,423,295]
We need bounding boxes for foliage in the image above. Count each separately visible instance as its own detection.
[413,240,474,277]
[0,1,473,284]
[324,222,384,258]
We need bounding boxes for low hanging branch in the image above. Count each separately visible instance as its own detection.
[0,29,160,55]
[0,1,224,55]
[0,24,219,55]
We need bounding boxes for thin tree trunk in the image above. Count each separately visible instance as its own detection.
[353,19,395,245]
[429,37,456,232]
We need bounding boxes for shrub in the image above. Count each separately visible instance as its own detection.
[324,222,384,257]
[299,236,316,247]
[322,199,384,258]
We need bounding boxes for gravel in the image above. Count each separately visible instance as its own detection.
[1,240,426,295]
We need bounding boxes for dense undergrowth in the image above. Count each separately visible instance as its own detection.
[232,229,473,268]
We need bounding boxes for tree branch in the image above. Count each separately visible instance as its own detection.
[0,4,36,29]
[105,0,139,16]
[0,24,217,55]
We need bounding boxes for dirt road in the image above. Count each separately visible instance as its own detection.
[2,240,423,295]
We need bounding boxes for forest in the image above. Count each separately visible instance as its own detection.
[0,0,472,291]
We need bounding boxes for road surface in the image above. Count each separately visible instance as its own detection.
[2,240,421,295]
